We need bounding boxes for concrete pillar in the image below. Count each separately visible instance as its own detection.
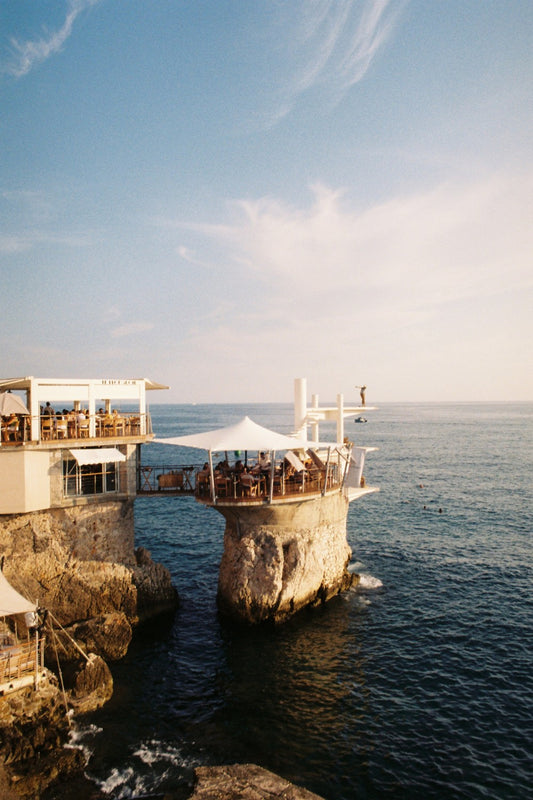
[336,393,344,443]
[293,378,307,439]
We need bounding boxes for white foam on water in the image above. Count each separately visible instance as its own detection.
[65,721,102,761]
[91,738,200,798]
[98,766,138,797]
[134,738,194,768]
[348,561,365,572]
[357,573,383,590]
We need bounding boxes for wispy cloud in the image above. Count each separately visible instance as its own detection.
[5,0,101,78]
[0,229,96,253]
[263,0,405,125]
[161,170,532,402]
[111,322,155,339]
[183,170,533,314]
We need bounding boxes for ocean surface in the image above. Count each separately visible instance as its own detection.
[47,403,532,799]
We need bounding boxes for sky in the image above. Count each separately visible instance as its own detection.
[1,0,532,404]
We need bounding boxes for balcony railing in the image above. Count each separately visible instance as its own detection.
[137,462,342,503]
[0,637,44,691]
[0,412,152,446]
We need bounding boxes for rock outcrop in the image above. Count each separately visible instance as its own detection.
[0,501,178,648]
[217,492,358,624]
[191,763,325,799]
[0,499,179,795]
[0,672,85,799]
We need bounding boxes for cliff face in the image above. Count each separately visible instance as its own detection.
[0,501,177,642]
[0,500,178,682]
[0,499,178,796]
[216,492,358,624]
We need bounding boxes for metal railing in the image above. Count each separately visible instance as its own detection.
[0,412,152,445]
[0,637,44,688]
[137,463,342,502]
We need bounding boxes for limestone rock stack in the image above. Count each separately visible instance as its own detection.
[217,493,358,624]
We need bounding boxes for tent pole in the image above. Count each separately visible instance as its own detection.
[208,450,216,503]
[269,451,276,503]
[34,628,39,689]
[323,447,331,495]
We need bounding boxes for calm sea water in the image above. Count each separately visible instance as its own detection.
[53,403,532,799]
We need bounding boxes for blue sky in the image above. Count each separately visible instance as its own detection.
[1,0,531,403]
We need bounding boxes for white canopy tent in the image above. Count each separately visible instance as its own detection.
[155,416,348,503]
[154,416,315,453]
[0,571,36,617]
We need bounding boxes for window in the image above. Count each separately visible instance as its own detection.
[63,458,119,496]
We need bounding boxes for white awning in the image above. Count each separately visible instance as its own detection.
[69,448,126,466]
[0,571,36,616]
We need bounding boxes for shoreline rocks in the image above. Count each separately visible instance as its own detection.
[190,763,325,799]
[0,499,179,797]
[0,671,85,799]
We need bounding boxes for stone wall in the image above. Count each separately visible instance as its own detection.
[216,492,358,624]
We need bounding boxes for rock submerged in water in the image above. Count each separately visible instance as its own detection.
[190,763,325,799]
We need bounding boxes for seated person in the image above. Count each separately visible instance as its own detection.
[196,463,210,493]
[2,413,19,441]
[283,459,296,479]
[239,467,257,494]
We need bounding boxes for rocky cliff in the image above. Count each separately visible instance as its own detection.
[217,492,359,624]
[0,500,178,641]
[0,673,86,799]
[0,499,178,796]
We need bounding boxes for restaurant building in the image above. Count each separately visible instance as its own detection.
[0,376,168,515]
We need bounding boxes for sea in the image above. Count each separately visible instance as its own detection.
[44,402,532,800]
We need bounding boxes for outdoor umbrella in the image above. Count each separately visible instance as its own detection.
[0,393,29,415]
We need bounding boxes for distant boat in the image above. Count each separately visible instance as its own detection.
[354,416,367,424]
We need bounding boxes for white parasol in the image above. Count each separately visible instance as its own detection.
[0,392,29,415]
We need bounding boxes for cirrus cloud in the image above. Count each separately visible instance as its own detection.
[4,0,102,78]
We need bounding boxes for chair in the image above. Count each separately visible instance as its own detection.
[239,473,257,497]
[41,418,53,440]
[103,417,114,436]
[215,476,231,497]
[78,419,90,438]
[56,418,68,439]
[272,472,284,497]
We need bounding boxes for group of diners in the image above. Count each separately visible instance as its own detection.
[40,402,133,440]
[1,413,23,442]
[196,450,325,498]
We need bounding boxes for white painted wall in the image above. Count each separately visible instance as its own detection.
[0,451,51,513]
